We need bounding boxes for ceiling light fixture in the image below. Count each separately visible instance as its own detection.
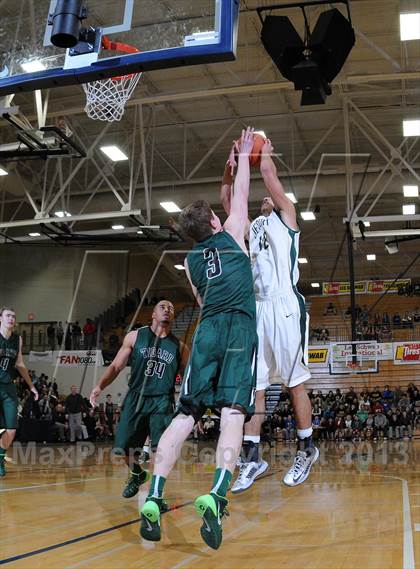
[100,145,128,161]
[301,211,316,221]
[403,119,420,137]
[160,201,181,213]
[400,12,420,41]
[403,204,416,215]
[286,192,298,203]
[403,185,419,197]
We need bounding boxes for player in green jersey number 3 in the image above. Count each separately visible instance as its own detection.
[140,127,258,550]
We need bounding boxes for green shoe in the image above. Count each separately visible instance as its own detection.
[122,468,150,498]
[140,498,163,541]
[195,493,229,550]
[0,457,5,478]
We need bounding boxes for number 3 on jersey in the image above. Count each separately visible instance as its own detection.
[203,247,222,280]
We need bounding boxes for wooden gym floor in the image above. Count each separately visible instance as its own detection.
[0,440,419,569]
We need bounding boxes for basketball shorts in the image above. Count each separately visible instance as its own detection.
[178,312,258,421]
[0,382,18,429]
[113,392,174,454]
[256,292,310,391]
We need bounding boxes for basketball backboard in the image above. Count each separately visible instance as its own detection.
[329,341,379,375]
[0,0,238,97]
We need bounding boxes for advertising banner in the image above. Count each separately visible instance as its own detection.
[366,279,411,294]
[54,350,104,367]
[393,343,420,365]
[322,281,366,295]
[29,351,53,362]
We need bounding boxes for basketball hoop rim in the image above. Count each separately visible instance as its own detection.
[100,35,141,81]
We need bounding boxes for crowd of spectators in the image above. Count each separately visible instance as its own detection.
[264,384,420,442]
[15,371,123,443]
[310,301,420,344]
[45,319,97,351]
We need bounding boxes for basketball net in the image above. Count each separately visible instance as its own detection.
[83,36,142,123]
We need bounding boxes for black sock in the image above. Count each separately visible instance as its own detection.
[298,436,314,452]
[241,441,260,463]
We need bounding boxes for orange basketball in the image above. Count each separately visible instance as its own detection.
[250,133,266,167]
[235,132,267,167]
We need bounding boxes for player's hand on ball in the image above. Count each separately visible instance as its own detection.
[90,386,101,407]
[238,126,255,157]
[261,138,274,159]
[31,387,39,401]
[227,141,238,174]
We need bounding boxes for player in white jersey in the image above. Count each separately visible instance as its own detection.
[221,138,318,493]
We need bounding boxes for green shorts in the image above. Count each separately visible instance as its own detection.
[113,391,174,455]
[178,312,258,421]
[0,383,18,429]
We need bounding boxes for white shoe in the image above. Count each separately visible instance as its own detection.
[283,446,319,487]
[231,460,269,494]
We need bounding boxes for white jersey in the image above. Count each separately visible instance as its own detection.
[249,209,301,298]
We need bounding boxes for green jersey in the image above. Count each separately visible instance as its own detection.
[129,326,181,397]
[0,332,19,385]
[187,231,256,321]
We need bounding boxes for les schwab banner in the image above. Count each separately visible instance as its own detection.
[322,279,411,296]
[393,343,420,365]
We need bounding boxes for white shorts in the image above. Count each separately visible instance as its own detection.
[256,293,311,391]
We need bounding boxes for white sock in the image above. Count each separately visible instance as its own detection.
[243,435,260,443]
[143,445,150,453]
[297,427,313,440]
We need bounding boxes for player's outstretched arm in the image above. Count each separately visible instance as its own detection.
[224,127,254,250]
[89,331,136,406]
[15,337,38,400]
[260,139,298,231]
[220,143,237,216]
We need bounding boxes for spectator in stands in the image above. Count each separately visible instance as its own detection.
[360,305,369,324]
[393,313,401,326]
[400,410,412,438]
[413,307,420,323]
[47,323,56,350]
[83,319,96,349]
[65,323,72,350]
[72,321,82,349]
[373,410,388,440]
[344,306,351,318]
[83,409,97,441]
[356,405,369,425]
[324,302,337,315]
[319,327,329,342]
[344,414,353,440]
[364,413,374,436]
[382,312,390,325]
[382,385,394,401]
[52,403,68,442]
[65,385,86,443]
[407,383,419,401]
[402,312,413,328]
[335,414,345,441]
[283,414,296,442]
[388,413,400,440]
[108,330,120,355]
[56,321,64,347]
